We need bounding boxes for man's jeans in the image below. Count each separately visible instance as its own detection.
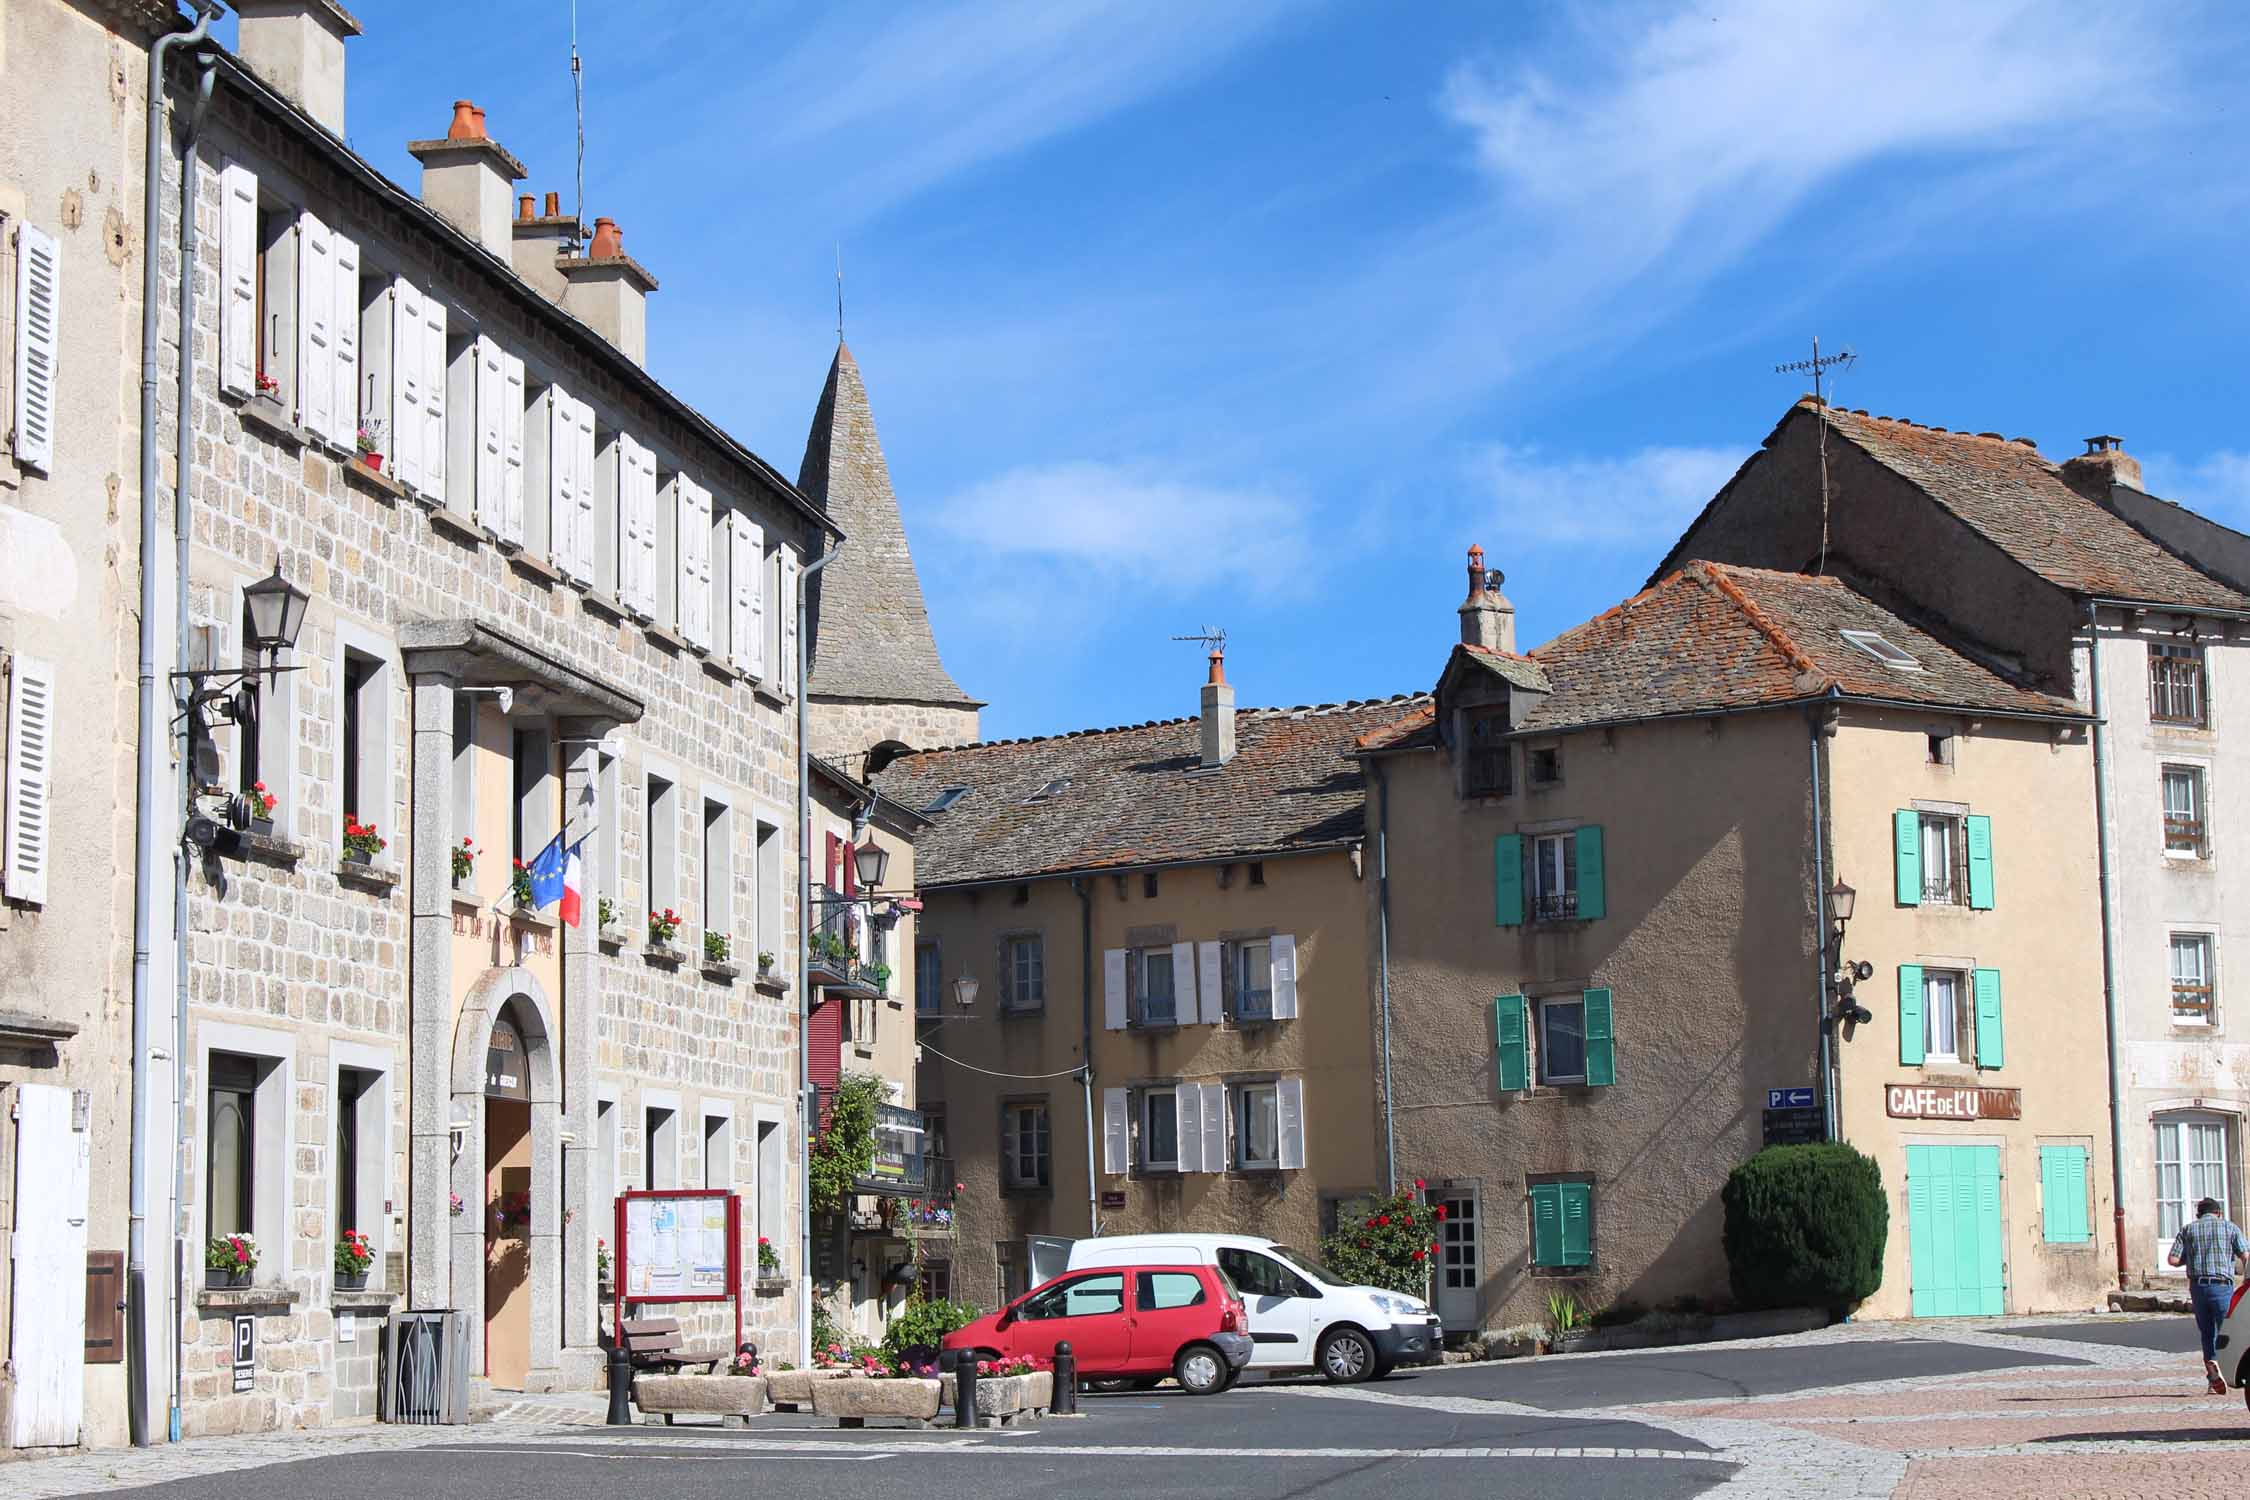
[2192,1278,2233,1364]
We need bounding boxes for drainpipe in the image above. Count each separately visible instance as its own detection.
[1370,760,1397,1193]
[1808,707,1838,1140]
[1073,878,1097,1236]
[132,1,220,1449]
[795,540,838,1370]
[2085,601,2129,1284]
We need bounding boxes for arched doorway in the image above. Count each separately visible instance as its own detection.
[483,1005,534,1387]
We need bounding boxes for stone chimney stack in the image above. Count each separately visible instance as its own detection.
[1200,650,1236,769]
[406,101,529,260]
[2060,434,2145,500]
[511,190,577,303]
[557,217,660,367]
[234,0,361,137]
[1458,544,1517,653]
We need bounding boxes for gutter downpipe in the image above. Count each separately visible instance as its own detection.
[1073,878,1098,1236]
[133,2,219,1449]
[2085,600,2129,1285]
[1372,760,1397,1193]
[795,541,838,1371]
[1808,706,1838,1141]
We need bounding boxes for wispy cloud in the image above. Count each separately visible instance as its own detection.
[1468,443,1747,547]
[2141,451,2250,529]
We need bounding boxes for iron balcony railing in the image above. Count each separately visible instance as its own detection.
[851,1104,928,1197]
[1532,890,1579,923]
[807,892,886,995]
[2166,815,2206,855]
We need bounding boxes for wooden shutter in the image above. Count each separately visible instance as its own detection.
[330,231,359,446]
[7,1083,89,1446]
[678,475,715,648]
[1965,813,1994,910]
[418,294,447,498]
[390,279,425,492]
[296,213,334,439]
[1197,941,1224,1025]
[1973,968,2004,1069]
[1198,1082,1225,1172]
[1169,940,1196,1021]
[572,398,597,575]
[1583,986,1615,1086]
[1559,1182,1592,1266]
[1494,833,1524,926]
[1276,1076,1306,1170]
[779,545,801,695]
[219,161,257,396]
[1529,1183,1561,1267]
[473,336,505,531]
[84,1251,124,1364]
[13,221,61,470]
[1573,825,1606,920]
[1271,934,1299,1018]
[1894,809,1921,906]
[1101,1088,1129,1175]
[499,353,526,538]
[617,434,646,608]
[1897,964,1926,1066]
[1176,1083,1203,1174]
[2039,1145,2090,1244]
[732,515,766,674]
[1494,994,1527,1092]
[1102,948,1127,1030]
[545,384,575,562]
[5,655,56,903]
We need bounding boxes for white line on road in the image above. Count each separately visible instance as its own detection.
[435,1434,1729,1463]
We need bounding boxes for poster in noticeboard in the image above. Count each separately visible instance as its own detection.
[621,1190,735,1301]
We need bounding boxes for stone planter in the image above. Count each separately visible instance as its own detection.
[634,1373,767,1428]
[205,1267,251,1289]
[809,1375,942,1425]
[765,1368,853,1410]
[938,1370,1054,1424]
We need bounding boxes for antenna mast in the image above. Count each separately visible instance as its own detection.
[1169,627,1228,654]
[570,0,585,251]
[835,244,845,345]
[1775,336,1858,577]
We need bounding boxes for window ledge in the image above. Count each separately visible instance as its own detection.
[753,683,790,711]
[336,859,401,895]
[753,1276,789,1298]
[755,974,792,998]
[1229,1014,1279,1030]
[643,622,692,655]
[343,456,405,502]
[508,550,564,588]
[224,828,305,868]
[236,396,307,449]
[645,941,688,969]
[582,590,630,623]
[998,1185,1054,1200]
[999,1005,1047,1021]
[597,924,632,954]
[331,1287,402,1312]
[507,907,560,934]
[196,1285,302,1314]
[702,959,742,983]
[1127,1020,1183,1034]
[428,507,484,548]
[451,891,486,917]
[702,656,743,686]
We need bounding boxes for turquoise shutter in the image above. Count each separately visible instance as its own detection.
[1574,825,1606,920]
[1898,964,1926,1066]
[1495,995,1528,1092]
[1966,814,1994,910]
[2039,1145,2090,1244]
[1494,834,1523,926]
[1894,810,1921,906]
[1974,968,2004,1069]
[1529,1183,1562,1266]
[1559,1183,1593,1267]
[1582,987,1615,1086]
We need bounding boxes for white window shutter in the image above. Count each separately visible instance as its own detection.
[1102,948,1127,1030]
[1199,1082,1226,1173]
[616,435,644,608]
[779,545,801,695]
[1198,941,1224,1025]
[677,476,714,648]
[330,231,359,447]
[4,656,56,904]
[1276,1077,1305,1170]
[219,161,257,397]
[295,213,334,441]
[473,337,503,527]
[1170,940,1196,1019]
[389,279,424,492]
[730,515,765,674]
[1101,1089,1129,1176]
[419,296,447,498]
[1271,934,1299,1019]
[570,396,596,581]
[1176,1084,1203,1174]
[500,353,526,538]
[546,383,572,560]
[13,223,60,471]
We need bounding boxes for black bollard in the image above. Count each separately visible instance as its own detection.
[954,1353,980,1428]
[606,1339,634,1426]
[1051,1341,1077,1415]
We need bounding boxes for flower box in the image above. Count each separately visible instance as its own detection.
[335,1270,369,1292]
[810,1375,942,1425]
[939,1370,1054,1423]
[634,1373,766,1428]
[205,1267,251,1290]
[764,1368,854,1410]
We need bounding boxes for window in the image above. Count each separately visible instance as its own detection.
[594,1099,618,1239]
[1027,778,1070,803]
[1923,969,1970,1061]
[1464,706,1511,797]
[644,1104,678,1190]
[1528,746,1561,786]
[922,1259,953,1303]
[207,1053,260,1239]
[451,696,476,854]
[1840,629,1922,671]
[1537,997,1586,1085]
[1231,939,1274,1020]
[1528,1181,1594,1269]
[1927,732,1955,767]
[1140,1088,1178,1171]
[1002,934,1045,1013]
[702,797,732,948]
[2150,642,2207,726]
[1248,862,1266,887]
[1142,871,1160,898]
[235,595,294,823]
[923,786,969,815]
[1531,832,1576,921]
[2039,1145,2092,1245]
[1919,813,1963,905]
[1216,1247,1313,1300]
[755,819,781,965]
[2172,934,2215,1024]
[1132,946,1177,1027]
[646,773,678,919]
[702,1112,733,1191]
[597,750,621,913]
[996,1241,1025,1305]
[1001,1100,1051,1191]
[755,1119,783,1262]
[1020,1272,1124,1321]
[1235,1083,1280,1170]
[2164,766,2207,857]
[916,943,942,1017]
[1138,1271,1208,1311]
[254,202,296,402]
[512,729,552,868]
[334,1064,383,1249]
[340,648,386,841]
[2155,1114,2230,1244]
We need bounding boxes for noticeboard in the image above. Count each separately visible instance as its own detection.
[616,1189,738,1304]
[1761,1105,1827,1148]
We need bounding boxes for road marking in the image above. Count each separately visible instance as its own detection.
[439,1445,885,1462]
[439,1433,1729,1462]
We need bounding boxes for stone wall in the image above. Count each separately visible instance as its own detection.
[811,697,981,777]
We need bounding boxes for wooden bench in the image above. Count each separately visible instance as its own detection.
[618,1317,730,1378]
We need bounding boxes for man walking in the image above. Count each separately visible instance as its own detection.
[2169,1196,2250,1394]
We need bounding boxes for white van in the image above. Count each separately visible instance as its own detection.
[1063,1232,1441,1382]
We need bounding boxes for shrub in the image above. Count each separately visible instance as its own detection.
[808,1072,888,1213]
[881,1294,980,1362]
[1722,1143,1887,1313]
[1318,1181,1441,1297]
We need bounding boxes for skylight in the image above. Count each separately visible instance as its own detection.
[923,786,970,815]
[1839,629,1923,672]
[1025,778,1071,803]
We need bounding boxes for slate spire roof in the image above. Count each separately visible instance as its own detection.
[797,343,979,707]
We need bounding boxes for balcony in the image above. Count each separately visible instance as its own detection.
[806,892,886,997]
[1531,890,1579,923]
[851,1104,931,1198]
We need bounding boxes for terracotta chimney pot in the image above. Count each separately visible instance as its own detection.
[446,99,479,140]
[589,216,623,259]
[471,106,488,137]
[518,193,535,220]
[544,190,560,217]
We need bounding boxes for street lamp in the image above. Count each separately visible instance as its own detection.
[1828,878,1856,926]
[951,974,979,1014]
[1826,877,1872,1027]
[171,558,310,839]
[852,839,890,892]
[240,558,310,663]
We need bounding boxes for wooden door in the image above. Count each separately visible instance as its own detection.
[483,1099,532,1387]
[8,1084,89,1447]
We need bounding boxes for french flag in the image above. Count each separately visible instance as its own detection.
[526,833,588,928]
[559,840,585,928]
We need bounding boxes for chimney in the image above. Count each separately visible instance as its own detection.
[1200,650,1236,769]
[1457,544,1517,653]
[234,0,362,137]
[557,217,660,368]
[405,101,529,260]
[2060,434,2144,500]
[511,190,577,303]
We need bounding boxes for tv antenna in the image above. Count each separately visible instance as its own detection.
[1775,336,1858,576]
[570,0,586,252]
[835,244,845,345]
[1170,626,1228,655]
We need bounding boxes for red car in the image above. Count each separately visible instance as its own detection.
[944,1263,1254,1395]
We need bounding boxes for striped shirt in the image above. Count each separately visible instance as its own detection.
[2171,1213,2250,1280]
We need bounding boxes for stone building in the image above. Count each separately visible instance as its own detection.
[1661,403,2250,1287]
[875,653,1411,1308]
[1358,550,2111,1331]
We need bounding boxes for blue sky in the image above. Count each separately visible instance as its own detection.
[286,2,2250,741]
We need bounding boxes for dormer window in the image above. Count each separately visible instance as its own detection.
[1026,778,1070,804]
[923,786,970,815]
[1840,630,1922,672]
[1464,705,1511,798]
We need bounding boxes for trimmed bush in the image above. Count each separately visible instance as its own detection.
[1722,1143,1887,1313]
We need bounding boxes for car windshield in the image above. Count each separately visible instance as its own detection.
[1267,1244,1347,1287]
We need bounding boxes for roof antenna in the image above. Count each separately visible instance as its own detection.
[835,243,845,346]
[1775,336,1857,577]
[1170,626,1228,655]
[570,0,585,252]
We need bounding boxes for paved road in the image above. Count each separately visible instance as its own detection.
[1998,1317,2198,1354]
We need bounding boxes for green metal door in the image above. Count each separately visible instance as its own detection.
[1906,1144,2005,1316]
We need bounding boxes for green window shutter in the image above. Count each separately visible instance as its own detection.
[1529,1183,1562,1266]
[1582,987,1615,1087]
[1965,814,1995,910]
[1974,968,2004,1069]
[1894,809,1922,906]
[1574,825,1606,921]
[1559,1182,1593,1267]
[1495,994,1528,1092]
[1495,834,1524,927]
[1898,964,1926,1066]
[2040,1145,2091,1244]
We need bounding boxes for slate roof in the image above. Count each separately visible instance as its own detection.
[872,696,1425,887]
[1359,562,2081,752]
[798,344,980,707]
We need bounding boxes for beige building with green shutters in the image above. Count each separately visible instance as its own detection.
[1360,550,2113,1334]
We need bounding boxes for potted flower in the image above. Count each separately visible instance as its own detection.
[758,1236,781,1277]
[355,417,387,474]
[705,929,732,965]
[255,369,279,398]
[509,858,535,910]
[596,1237,612,1288]
[863,961,892,994]
[247,780,276,834]
[341,816,386,863]
[649,907,682,948]
[727,1349,761,1378]
[449,1190,465,1217]
[335,1228,374,1290]
[598,896,622,937]
[452,836,478,887]
[757,950,776,977]
[205,1233,257,1289]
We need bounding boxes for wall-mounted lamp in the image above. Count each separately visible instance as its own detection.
[952,974,979,1014]
[1827,880,1873,1026]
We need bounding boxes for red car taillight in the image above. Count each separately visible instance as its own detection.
[1220,1299,1246,1334]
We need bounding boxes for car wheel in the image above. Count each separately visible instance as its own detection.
[1318,1327,1377,1384]
[1174,1343,1230,1395]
